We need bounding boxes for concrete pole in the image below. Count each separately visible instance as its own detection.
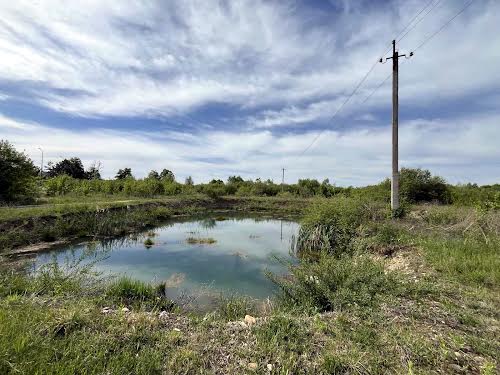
[391,40,399,211]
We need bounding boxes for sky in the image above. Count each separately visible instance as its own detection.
[0,0,499,185]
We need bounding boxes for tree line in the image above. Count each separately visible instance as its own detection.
[1,140,499,207]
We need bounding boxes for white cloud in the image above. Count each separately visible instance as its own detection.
[1,111,499,185]
[0,0,498,119]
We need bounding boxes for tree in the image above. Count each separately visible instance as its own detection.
[227,175,244,184]
[85,161,102,180]
[160,169,175,182]
[185,176,194,186]
[148,170,160,180]
[0,140,38,201]
[47,157,86,179]
[115,168,133,180]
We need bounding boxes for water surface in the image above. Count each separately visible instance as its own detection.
[34,214,299,300]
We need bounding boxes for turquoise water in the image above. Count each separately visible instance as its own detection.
[34,215,299,299]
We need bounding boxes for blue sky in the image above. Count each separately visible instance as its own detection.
[0,0,499,185]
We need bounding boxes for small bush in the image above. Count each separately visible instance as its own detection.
[270,254,394,313]
[294,197,370,256]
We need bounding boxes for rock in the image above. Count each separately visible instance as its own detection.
[173,328,181,332]
[244,315,257,326]
[248,363,258,370]
[101,307,112,314]
[122,307,130,313]
[449,364,464,373]
[159,311,169,319]
[267,363,273,371]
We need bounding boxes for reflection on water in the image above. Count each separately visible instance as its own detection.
[34,214,299,299]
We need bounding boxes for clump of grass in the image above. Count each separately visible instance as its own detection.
[107,277,156,300]
[106,277,174,310]
[215,216,227,221]
[144,238,154,248]
[186,237,217,245]
[269,254,396,313]
[294,196,373,257]
[214,294,257,321]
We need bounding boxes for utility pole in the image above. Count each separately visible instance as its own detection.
[380,40,412,211]
[281,168,285,192]
[37,147,44,178]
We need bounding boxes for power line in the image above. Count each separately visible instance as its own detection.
[396,0,444,43]
[293,0,444,160]
[413,0,476,52]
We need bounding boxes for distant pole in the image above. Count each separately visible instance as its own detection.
[281,168,285,192]
[380,40,413,211]
[37,147,44,178]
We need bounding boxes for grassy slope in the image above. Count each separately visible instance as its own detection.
[0,200,499,374]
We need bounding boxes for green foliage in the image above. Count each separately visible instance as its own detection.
[115,167,133,180]
[295,197,371,256]
[214,294,256,321]
[47,157,86,179]
[0,140,38,202]
[202,181,226,199]
[160,168,175,182]
[399,167,451,204]
[270,254,394,313]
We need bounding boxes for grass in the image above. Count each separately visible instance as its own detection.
[186,237,217,245]
[0,197,499,373]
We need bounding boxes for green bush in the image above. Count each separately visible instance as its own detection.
[399,168,450,204]
[0,140,39,202]
[294,197,370,256]
[270,254,393,313]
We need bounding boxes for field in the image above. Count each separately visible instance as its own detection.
[0,195,499,374]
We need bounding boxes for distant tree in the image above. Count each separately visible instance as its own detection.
[115,168,133,180]
[0,140,38,201]
[185,176,194,186]
[148,170,160,180]
[85,161,102,180]
[160,169,175,182]
[227,176,244,184]
[47,157,86,179]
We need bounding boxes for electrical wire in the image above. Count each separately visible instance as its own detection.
[413,0,476,52]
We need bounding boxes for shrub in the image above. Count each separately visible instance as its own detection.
[294,197,370,256]
[270,254,394,313]
[0,140,38,202]
[400,168,450,204]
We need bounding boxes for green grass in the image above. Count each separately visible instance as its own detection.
[0,199,499,373]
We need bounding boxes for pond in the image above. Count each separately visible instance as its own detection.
[33,214,299,301]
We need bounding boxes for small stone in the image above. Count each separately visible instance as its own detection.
[248,363,258,370]
[244,315,257,326]
[173,328,181,332]
[122,307,130,313]
[449,364,464,373]
[267,363,273,371]
[101,307,111,314]
[159,311,169,319]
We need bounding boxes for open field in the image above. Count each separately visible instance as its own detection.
[1,197,499,374]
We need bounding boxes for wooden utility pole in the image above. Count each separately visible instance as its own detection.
[380,40,412,211]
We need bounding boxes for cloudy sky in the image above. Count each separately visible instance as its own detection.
[0,0,499,185]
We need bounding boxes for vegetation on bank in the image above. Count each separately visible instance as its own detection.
[1,200,498,374]
[1,140,499,373]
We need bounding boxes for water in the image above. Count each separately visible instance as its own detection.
[34,214,299,300]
